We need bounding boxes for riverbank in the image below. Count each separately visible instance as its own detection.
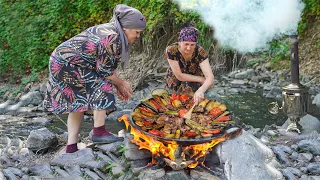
[1,62,320,179]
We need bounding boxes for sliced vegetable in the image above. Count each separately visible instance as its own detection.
[180,94,190,102]
[178,108,189,118]
[202,129,221,134]
[184,131,197,137]
[172,99,182,108]
[214,116,231,122]
[209,107,222,117]
[148,129,164,137]
[165,110,178,116]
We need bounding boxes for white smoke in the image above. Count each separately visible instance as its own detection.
[173,0,305,53]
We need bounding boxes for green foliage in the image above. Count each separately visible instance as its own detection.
[268,40,290,63]
[0,87,8,96]
[247,58,265,67]
[298,0,320,34]
[0,0,210,80]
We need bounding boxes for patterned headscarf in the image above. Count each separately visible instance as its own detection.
[178,27,199,42]
[112,4,146,69]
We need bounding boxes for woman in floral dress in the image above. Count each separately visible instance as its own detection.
[43,4,146,153]
[165,25,214,105]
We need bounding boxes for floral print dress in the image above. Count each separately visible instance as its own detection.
[165,42,208,94]
[43,23,121,114]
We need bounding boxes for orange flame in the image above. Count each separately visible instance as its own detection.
[118,114,233,168]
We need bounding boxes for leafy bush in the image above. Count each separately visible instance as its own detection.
[0,0,211,81]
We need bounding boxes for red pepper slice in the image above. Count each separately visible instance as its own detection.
[202,129,221,134]
[209,108,222,117]
[148,129,164,137]
[215,116,231,122]
[178,108,189,118]
[184,131,197,137]
[138,106,154,114]
[150,99,161,110]
[142,120,152,127]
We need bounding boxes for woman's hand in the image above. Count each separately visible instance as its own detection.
[193,88,205,105]
[115,80,133,101]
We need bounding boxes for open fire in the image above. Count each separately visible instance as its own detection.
[118,114,242,170]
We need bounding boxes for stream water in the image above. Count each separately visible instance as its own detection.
[1,89,319,138]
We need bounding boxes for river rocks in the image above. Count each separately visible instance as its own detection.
[313,93,320,107]
[26,128,58,153]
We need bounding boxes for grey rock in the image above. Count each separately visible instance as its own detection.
[64,165,84,179]
[3,168,18,180]
[6,102,23,115]
[29,163,55,178]
[228,71,237,78]
[308,176,320,180]
[51,148,107,169]
[307,162,320,174]
[298,140,320,155]
[137,168,166,180]
[230,79,246,87]
[165,170,190,180]
[300,174,308,180]
[312,93,320,108]
[290,151,299,161]
[0,100,14,114]
[84,168,102,180]
[0,171,5,180]
[20,91,43,107]
[129,158,151,168]
[26,128,58,153]
[281,168,297,180]
[7,167,24,177]
[235,71,249,79]
[272,146,291,165]
[190,169,219,180]
[286,167,302,177]
[52,166,69,177]
[216,131,283,180]
[300,167,308,173]
[124,138,151,160]
[265,86,282,99]
[96,141,123,156]
[278,145,293,154]
[298,153,313,162]
[291,144,299,151]
[228,88,240,94]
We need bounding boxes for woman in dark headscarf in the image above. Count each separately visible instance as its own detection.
[43,4,146,153]
[165,25,214,105]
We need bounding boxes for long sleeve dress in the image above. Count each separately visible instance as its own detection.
[43,23,121,114]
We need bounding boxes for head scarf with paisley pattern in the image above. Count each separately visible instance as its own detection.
[178,27,199,42]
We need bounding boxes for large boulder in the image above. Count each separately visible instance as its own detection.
[26,128,58,153]
[216,131,283,180]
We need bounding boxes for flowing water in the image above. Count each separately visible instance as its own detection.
[1,90,319,138]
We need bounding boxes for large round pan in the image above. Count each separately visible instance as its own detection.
[129,106,232,146]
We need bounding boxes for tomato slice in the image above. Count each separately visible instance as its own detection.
[150,99,161,110]
[138,106,154,113]
[184,131,197,137]
[215,116,231,122]
[148,129,163,137]
[181,94,189,102]
[209,108,222,117]
[178,108,189,118]
[142,120,152,127]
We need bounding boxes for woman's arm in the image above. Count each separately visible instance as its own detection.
[167,59,205,83]
[107,71,133,101]
[193,59,214,104]
[198,59,214,91]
